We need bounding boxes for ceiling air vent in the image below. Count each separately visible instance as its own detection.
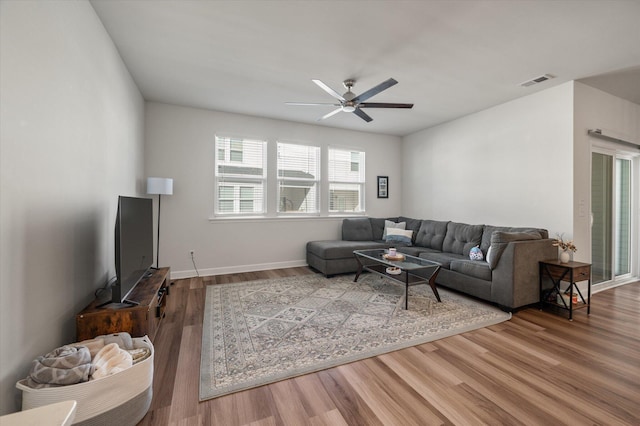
[519,74,555,87]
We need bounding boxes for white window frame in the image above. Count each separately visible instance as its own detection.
[328,147,366,214]
[214,136,267,217]
[277,142,321,215]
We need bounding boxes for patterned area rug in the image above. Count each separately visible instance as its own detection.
[200,273,511,400]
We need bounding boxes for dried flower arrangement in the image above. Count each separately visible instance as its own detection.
[552,233,577,252]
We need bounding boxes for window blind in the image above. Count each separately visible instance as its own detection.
[214,136,267,215]
[328,148,365,213]
[277,142,320,213]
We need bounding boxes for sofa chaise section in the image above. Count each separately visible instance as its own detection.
[306,218,392,276]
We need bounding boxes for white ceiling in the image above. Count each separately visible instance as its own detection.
[90,0,640,136]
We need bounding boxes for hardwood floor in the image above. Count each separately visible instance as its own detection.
[139,268,640,425]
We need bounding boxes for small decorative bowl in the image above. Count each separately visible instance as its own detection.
[386,267,402,275]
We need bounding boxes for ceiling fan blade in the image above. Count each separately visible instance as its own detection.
[312,79,346,101]
[353,108,373,122]
[285,102,340,106]
[359,102,414,109]
[318,107,343,121]
[352,78,398,103]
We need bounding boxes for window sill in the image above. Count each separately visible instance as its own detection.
[208,214,366,223]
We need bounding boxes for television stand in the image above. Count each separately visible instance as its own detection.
[76,267,169,342]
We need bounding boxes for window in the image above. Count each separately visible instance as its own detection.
[350,151,360,172]
[214,136,267,215]
[277,142,320,214]
[230,140,243,162]
[212,138,368,218]
[328,148,365,213]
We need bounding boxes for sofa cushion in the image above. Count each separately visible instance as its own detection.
[342,218,373,241]
[486,246,494,266]
[481,225,548,253]
[488,231,542,269]
[418,251,466,269]
[442,222,483,256]
[382,220,406,238]
[414,220,448,251]
[399,217,423,243]
[307,240,388,260]
[450,260,492,281]
[399,246,440,256]
[371,217,398,240]
[384,228,413,246]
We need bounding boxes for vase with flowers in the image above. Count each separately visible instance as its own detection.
[552,233,577,263]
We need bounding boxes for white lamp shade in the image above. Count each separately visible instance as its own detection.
[146,177,173,195]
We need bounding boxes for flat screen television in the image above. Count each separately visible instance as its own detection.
[113,196,154,304]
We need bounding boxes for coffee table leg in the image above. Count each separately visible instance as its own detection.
[429,274,441,302]
[405,272,409,310]
[354,254,363,282]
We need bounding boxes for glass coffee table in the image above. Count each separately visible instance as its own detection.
[353,249,442,310]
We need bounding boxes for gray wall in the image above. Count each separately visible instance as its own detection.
[0,1,145,414]
[402,83,574,237]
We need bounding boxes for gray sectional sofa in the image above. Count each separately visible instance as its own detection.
[306,217,557,310]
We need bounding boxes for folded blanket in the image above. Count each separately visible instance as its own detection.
[74,337,105,358]
[102,332,133,350]
[91,343,133,380]
[75,332,134,356]
[127,347,151,365]
[26,345,93,389]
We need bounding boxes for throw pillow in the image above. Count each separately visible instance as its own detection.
[469,245,484,261]
[384,227,413,246]
[382,220,406,239]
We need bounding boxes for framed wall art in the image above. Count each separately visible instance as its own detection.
[377,176,388,198]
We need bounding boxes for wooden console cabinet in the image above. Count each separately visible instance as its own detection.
[76,267,169,342]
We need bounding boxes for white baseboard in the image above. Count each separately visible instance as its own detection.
[170,259,309,280]
[592,276,638,293]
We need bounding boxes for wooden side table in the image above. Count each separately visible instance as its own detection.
[539,259,591,320]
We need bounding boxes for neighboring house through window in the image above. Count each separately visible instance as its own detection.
[328,148,365,213]
[214,138,366,217]
[214,136,267,215]
[277,142,320,214]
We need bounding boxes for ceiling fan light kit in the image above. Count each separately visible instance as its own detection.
[286,78,413,122]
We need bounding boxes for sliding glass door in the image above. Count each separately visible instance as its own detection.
[615,158,632,276]
[591,151,634,284]
[591,152,612,283]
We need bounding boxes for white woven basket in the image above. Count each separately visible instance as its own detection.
[17,336,154,425]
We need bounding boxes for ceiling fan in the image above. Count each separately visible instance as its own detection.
[286,78,413,122]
